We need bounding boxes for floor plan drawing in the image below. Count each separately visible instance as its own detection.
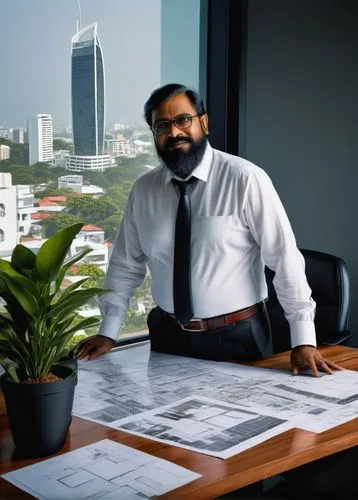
[112,395,292,459]
[73,345,358,437]
[1,439,201,499]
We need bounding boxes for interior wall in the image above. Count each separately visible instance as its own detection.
[239,0,358,333]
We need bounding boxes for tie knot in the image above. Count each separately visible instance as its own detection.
[172,177,197,195]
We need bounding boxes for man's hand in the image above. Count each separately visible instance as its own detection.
[291,345,343,377]
[73,335,116,361]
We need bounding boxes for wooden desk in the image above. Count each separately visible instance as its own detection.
[1,345,357,498]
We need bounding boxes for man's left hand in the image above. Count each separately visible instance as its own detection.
[291,345,343,377]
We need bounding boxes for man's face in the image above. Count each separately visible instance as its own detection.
[151,93,209,178]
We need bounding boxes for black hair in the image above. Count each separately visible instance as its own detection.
[143,83,206,127]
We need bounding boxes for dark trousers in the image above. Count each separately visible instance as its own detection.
[147,304,272,361]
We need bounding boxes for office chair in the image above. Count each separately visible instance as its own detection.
[265,249,354,353]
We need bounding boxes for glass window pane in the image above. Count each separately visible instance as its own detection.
[0,0,205,347]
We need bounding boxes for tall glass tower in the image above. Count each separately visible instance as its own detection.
[71,23,105,156]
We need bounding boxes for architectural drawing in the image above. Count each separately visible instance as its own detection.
[1,439,201,499]
[73,345,358,438]
[113,395,292,459]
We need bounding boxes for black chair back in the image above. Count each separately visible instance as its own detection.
[265,249,350,353]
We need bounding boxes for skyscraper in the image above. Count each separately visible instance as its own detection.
[28,114,53,165]
[71,22,105,156]
[12,129,24,144]
[68,22,110,171]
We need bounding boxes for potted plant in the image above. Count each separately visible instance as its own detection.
[0,223,108,457]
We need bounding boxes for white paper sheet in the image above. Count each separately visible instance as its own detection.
[73,345,358,437]
[1,439,201,499]
[111,395,293,459]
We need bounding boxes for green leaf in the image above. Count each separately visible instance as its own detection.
[62,316,101,336]
[55,249,92,291]
[11,245,37,275]
[36,223,84,282]
[0,360,20,383]
[48,288,109,318]
[0,313,15,332]
[58,277,89,298]
[0,273,39,317]
[4,301,30,337]
[0,259,19,277]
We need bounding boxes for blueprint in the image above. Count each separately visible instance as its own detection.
[1,439,201,499]
[72,344,358,455]
[114,395,292,459]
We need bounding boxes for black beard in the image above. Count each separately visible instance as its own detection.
[156,135,208,178]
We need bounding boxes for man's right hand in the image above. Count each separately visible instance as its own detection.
[73,335,116,360]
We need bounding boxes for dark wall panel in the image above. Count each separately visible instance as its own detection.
[240,0,358,331]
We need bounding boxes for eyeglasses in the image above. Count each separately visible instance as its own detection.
[151,114,200,136]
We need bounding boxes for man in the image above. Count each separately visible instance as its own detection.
[76,83,341,377]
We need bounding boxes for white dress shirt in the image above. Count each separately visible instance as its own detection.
[99,143,316,348]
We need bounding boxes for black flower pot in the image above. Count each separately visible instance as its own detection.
[55,355,78,374]
[1,365,77,457]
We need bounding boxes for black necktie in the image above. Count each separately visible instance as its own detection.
[172,177,197,325]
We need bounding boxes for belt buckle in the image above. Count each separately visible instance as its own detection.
[178,318,207,332]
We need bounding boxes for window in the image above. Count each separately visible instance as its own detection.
[1,0,205,346]
[84,255,105,263]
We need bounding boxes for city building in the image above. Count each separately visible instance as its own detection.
[28,114,53,165]
[66,154,110,172]
[16,185,36,237]
[105,136,135,158]
[12,129,25,144]
[0,173,17,257]
[71,23,106,165]
[52,149,70,168]
[69,23,109,172]
[79,224,105,244]
[70,235,109,272]
[21,232,109,273]
[113,123,127,132]
[0,144,10,161]
[0,128,10,139]
[58,174,104,195]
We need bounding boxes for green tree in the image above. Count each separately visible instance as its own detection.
[121,310,148,334]
[99,213,122,240]
[0,138,28,165]
[42,213,83,237]
[33,162,56,182]
[106,185,129,209]
[53,138,72,151]
[68,263,105,289]
[36,187,76,199]
[68,263,105,279]
[0,138,12,147]
[2,165,35,184]
[67,195,118,225]
[51,166,68,178]
[134,274,152,301]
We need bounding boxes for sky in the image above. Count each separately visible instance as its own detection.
[0,0,161,129]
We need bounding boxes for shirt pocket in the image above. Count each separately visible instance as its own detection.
[193,215,234,242]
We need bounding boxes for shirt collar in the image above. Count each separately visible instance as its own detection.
[162,142,213,185]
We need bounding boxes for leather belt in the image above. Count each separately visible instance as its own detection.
[167,303,262,332]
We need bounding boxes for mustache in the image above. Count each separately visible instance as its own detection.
[165,137,194,150]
